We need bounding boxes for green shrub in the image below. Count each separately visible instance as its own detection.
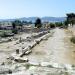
[50,23,55,28]
[71,37,75,43]
[1,32,8,37]
[47,30,50,33]
[25,64,31,69]
[12,29,18,34]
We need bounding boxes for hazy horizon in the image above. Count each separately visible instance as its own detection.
[0,16,66,20]
[0,0,75,19]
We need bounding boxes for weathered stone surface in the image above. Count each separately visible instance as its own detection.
[20,49,32,57]
[29,42,37,49]
[64,64,72,70]
[25,50,32,55]
[14,57,28,63]
[16,49,19,54]
[20,47,29,57]
[35,40,40,44]
[40,62,66,69]
[0,66,12,74]
[28,61,40,66]
[28,66,37,73]
[7,71,30,75]
[40,62,53,67]
[26,37,32,42]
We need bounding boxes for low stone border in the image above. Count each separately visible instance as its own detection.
[11,31,52,62]
[26,61,75,71]
[1,61,75,75]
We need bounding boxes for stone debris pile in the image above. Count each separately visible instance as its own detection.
[2,62,75,75]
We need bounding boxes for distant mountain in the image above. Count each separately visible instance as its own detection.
[41,17,66,22]
[19,17,37,22]
[19,17,66,22]
[0,17,66,22]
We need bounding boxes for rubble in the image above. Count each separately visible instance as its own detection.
[0,66,12,74]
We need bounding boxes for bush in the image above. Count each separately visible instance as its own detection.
[35,18,42,28]
[12,29,18,34]
[71,37,75,43]
[1,32,8,37]
[50,23,55,28]
[55,22,63,27]
[0,30,14,37]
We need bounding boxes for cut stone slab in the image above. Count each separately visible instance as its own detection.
[14,57,28,63]
[29,42,37,49]
[25,50,32,55]
[28,61,40,66]
[20,50,32,57]
[40,62,65,69]
[40,62,53,67]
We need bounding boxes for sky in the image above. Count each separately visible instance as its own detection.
[0,0,75,19]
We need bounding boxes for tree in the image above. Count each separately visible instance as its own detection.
[66,13,75,26]
[19,21,23,31]
[35,18,42,28]
[12,20,23,33]
[22,21,28,25]
[49,23,55,28]
[12,22,16,29]
[12,20,22,34]
[28,21,32,24]
[12,21,17,34]
[64,21,68,27]
[55,22,63,27]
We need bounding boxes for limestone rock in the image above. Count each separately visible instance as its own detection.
[28,61,40,66]
[40,62,53,67]
[14,57,28,63]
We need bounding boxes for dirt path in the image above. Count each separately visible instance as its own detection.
[26,28,75,64]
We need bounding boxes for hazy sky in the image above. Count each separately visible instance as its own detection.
[0,0,75,19]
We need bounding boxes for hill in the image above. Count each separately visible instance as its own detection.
[0,17,66,22]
